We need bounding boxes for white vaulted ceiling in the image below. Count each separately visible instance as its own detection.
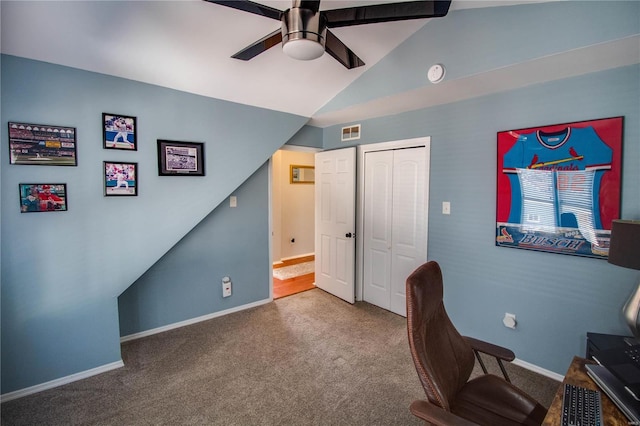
[2,1,637,127]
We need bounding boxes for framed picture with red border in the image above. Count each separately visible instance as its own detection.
[496,116,623,259]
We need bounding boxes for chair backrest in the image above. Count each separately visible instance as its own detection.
[406,261,476,411]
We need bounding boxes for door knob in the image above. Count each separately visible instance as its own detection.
[345,232,355,238]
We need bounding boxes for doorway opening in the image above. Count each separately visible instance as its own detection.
[271,148,319,299]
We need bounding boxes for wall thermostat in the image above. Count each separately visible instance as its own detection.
[427,63,446,84]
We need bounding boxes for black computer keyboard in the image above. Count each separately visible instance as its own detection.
[561,383,603,426]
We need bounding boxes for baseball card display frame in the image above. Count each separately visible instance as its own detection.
[157,140,205,176]
[8,121,77,166]
[104,161,138,197]
[103,113,137,151]
[19,183,68,213]
[496,116,623,259]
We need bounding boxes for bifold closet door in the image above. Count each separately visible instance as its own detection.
[363,147,427,316]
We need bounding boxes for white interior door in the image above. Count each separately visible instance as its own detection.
[363,147,428,316]
[315,148,356,303]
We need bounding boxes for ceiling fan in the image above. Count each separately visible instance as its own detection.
[204,0,452,69]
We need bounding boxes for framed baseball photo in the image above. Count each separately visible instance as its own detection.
[9,122,77,166]
[19,183,68,213]
[104,161,138,196]
[157,140,205,176]
[103,113,137,150]
[496,116,623,259]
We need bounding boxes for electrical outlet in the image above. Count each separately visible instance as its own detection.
[222,277,232,298]
[503,313,517,329]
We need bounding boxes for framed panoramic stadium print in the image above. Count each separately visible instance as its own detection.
[8,122,77,166]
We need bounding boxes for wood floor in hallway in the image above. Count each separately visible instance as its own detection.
[273,255,315,299]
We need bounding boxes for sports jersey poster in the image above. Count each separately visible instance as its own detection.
[496,116,623,259]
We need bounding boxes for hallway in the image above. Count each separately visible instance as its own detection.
[273,255,315,299]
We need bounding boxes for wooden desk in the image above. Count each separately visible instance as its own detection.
[543,356,629,425]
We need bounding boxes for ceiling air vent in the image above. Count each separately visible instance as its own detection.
[341,124,361,142]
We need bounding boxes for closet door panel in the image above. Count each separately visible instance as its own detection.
[390,148,427,316]
[363,150,393,310]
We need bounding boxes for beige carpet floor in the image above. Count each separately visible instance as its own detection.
[1,289,560,425]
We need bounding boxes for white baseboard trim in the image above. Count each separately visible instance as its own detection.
[1,301,561,403]
[1,299,273,403]
[120,297,272,343]
[1,360,124,403]
[513,358,564,382]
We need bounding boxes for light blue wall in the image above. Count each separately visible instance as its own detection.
[318,1,640,115]
[317,0,640,375]
[0,55,308,394]
[118,163,271,336]
[2,0,639,396]
[323,65,640,375]
[285,125,323,149]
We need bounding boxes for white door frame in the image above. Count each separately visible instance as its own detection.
[356,137,431,301]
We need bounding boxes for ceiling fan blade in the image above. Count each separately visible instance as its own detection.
[325,30,365,69]
[323,0,451,28]
[232,29,283,61]
[203,0,282,21]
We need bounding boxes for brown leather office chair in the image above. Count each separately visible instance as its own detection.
[406,261,548,426]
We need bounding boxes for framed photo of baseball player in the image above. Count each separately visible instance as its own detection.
[103,113,137,151]
[104,161,138,196]
[496,116,623,259]
[157,140,205,176]
[8,122,77,166]
[18,183,68,213]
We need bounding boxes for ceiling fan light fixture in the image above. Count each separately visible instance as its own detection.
[281,7,327,61]
[282,37,325,61]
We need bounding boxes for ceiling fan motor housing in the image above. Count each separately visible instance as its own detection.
[281,6,327,60]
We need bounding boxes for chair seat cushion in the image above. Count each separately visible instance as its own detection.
[451,374,548,426]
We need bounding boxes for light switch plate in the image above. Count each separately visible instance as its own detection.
[230,196,237,208]
[442,201,451,215]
